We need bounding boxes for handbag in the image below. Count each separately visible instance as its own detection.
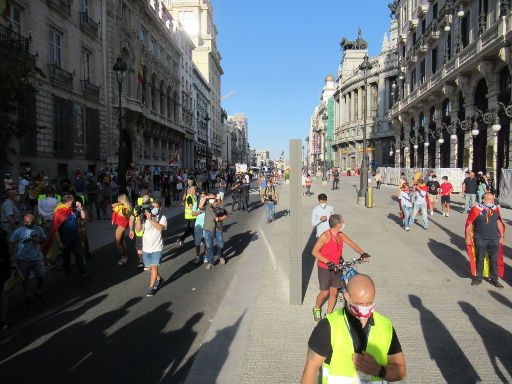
[176,182,183,191]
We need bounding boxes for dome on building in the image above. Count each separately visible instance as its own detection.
[325,74,335,82]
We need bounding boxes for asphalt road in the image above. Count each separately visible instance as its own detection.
[0,187,264,384]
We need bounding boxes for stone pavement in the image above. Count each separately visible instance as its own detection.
[187,176,512,383]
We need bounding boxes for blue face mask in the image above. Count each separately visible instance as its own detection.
[151,207,159,216]
[484,203,494,208]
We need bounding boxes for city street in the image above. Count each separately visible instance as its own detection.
[0,188,263,383]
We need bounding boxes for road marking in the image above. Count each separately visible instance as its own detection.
[68,351,93,372]
[258,226,277,271]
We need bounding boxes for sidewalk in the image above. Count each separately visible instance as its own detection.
[187,176,512,383]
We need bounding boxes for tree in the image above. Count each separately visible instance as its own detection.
[0,61,36,164]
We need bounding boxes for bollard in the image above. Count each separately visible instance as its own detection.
[365,186,373,208]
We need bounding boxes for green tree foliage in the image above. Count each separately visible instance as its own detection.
[0,61,36,164]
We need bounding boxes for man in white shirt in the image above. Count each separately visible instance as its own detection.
[311,193,334,238]
[37,187,59,231]
[136,200,167,297]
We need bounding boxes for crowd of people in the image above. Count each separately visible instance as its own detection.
[0,164,287,330]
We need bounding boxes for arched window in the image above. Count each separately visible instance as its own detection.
[473,79,488,172]
[173,91,179,122]
[151,74,158,112]
[167,86,172,119]
[160,80,166,116]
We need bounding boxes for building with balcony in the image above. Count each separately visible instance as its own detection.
[309,76,336,176]
[166,0,224,169]
[106,1,185,176]
[389,0,512,191]
[256,150,270,167]
[1,0,107,179]
[193,66,211,169]
[332,26,398,171]
[229,113,250,164]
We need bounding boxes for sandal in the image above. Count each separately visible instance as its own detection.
[117,256,128,266]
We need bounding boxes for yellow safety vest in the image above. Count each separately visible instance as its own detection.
[137,196,153,206]
[322,308,392,384]
[38,194,62,202]
[184,193,196,220]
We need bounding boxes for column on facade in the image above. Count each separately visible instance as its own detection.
[423,112,431,168]
[402,115,411,168]
[463,98,475,169]
[487,87,500,175]
[434,104,444,168]
[449,95,460,168]
[379,77,387,121]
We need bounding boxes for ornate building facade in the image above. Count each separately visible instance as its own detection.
[389,0,512,189]
[1,0,107,178]
[332,27,398,171]
[106,0,186,174]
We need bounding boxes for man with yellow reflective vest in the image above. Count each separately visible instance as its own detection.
[301,274,406,384]
[129,192,153,270]
[178,185,197,247]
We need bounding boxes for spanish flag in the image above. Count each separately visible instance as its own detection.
[112,204,130,228]
[465,204,505,278]
[137,55,145,84]
[43,203,72,255]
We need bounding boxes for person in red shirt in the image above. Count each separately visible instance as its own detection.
[310,214,369,322]
[440,176,453,217]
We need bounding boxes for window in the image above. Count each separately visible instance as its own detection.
[412,32,416,45]
[432,3,438,19]
[54,96,74,157]
[420,59,425,84]
[82,47,92,81]
[121,2,131,25]
[447,31,452,60]
[81,0,88,14]
[49,29,62,67]
[139,26,146,44]
[431,48,437,74]
[371,84,378,117]
[149,36,155,52]
[421,19,426,34]
[8,4,21,34]
[354,90,359,120]
[410,69,416,92]
[462,12,470,46]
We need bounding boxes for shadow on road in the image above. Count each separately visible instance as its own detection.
[427,239,469,279]
[459,301,512,382]
[387,213,403,227]
[177,312,245,383]
[409,295,481,383]
[488,290,512,310]
[223,230,257,262]
[302,229,318,304]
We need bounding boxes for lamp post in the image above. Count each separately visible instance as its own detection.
[113,56,128,190]
[456,6,464,53]
[358,54,373,206]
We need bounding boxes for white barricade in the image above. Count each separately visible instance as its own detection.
[499,169,512,207]
[378,167,465,193]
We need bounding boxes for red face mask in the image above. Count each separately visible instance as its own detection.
[348,302,375,319]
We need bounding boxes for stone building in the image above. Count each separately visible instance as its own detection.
[331,27,398,171]
[166,0,223,169]
[1,0,107,179]
[193,66,211,169]
[106,0,186,175]
[229,113,249,164]
[389,0,512,189]
[255,150,270,167]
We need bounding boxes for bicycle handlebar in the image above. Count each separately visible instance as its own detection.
[338,254,370,268]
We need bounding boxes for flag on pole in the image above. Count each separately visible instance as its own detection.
[137,55,145,84]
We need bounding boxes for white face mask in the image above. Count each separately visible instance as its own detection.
[208,198,216,205]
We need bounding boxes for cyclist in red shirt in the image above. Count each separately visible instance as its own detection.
[440,176,453,217]
[311,214,368,322]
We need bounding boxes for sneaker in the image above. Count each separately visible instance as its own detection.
[146,287,155,297]
[205,263,214,270]
[137,261,144,270]
[446,213,450,217]
[489,279,504,289]
[471,278,482,286]
[144,265,149,271]
[218,257,226,265]
[203,257,208,264]
[34,293,46,304]
[312,308,322,322]
[154,277,164,290]
[193,256,201,264]
[424,225,428,230]
[405,227,411,231]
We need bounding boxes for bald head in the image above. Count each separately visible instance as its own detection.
[344,274,376,306]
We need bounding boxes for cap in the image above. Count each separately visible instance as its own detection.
[478,171,483,175]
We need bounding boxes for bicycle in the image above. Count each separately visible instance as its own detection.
[336,254,370,304]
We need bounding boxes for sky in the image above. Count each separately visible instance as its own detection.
[213,0,392,160]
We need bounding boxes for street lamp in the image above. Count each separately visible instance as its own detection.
[113,56,128,190]
[358,54,373,206]
[456,6,464,53]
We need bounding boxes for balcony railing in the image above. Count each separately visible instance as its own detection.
[81,79,100,100]
[0,23,31,58]
[48,64,74,88]
[46,0,71,17]
[79,12,99,36]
